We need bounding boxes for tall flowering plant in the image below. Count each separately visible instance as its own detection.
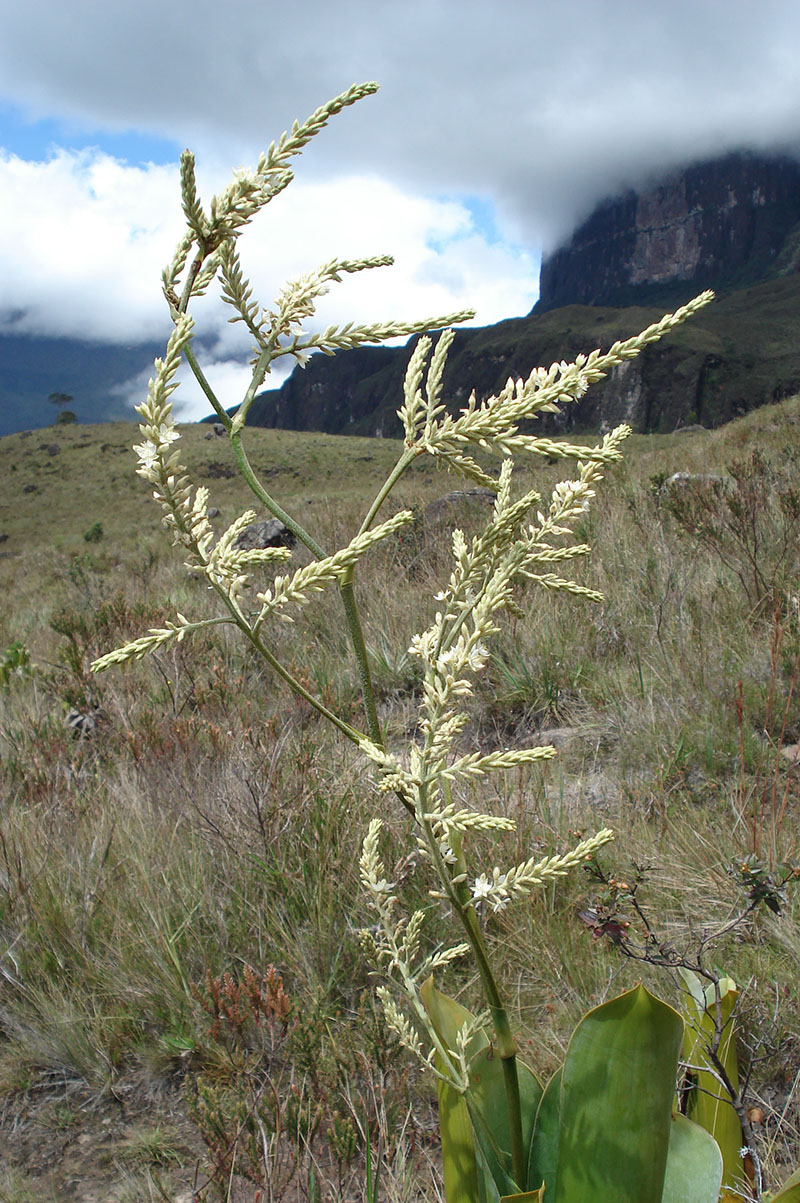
[94,84,728,1200]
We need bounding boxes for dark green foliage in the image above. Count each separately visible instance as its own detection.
[83,520,103,543]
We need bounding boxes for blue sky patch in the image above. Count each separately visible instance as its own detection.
[0,100,180,165]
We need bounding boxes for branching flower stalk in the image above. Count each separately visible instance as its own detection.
[93,81,715,1193]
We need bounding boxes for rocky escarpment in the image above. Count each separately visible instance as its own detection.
[245,274,800,436]
[536,152,800,312]
[236,151,800,438]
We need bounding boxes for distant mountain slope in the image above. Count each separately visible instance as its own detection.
[244,274,800,437]
[0,331,162,437]
[536,151,800,312]
[239,150,800,438]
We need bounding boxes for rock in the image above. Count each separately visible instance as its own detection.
[23,484,36,494]
[204,429,214,439]
[207,506,220,519]
[204,461,236,479]
[64,708,102,736]
[234,518,296,550]
[535,725,579,749]
[660,471,729,493]
[424,488,496,524]
[213,423,226,436]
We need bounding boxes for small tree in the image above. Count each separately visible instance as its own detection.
[48,391,74,410]
[49,392,76,425]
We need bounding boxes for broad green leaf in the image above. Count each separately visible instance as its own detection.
[435,1063,496,1203]
[466,1046,542,1191]
[500,1192,544,1202]
[470,1105,519,1200]
[679,969,744,1192]
[554,984,683,1203]
[527,1067,562,1196]
[661,1113,723,1203]
[421,979,542,1200]
[421,976,489,1059]
[421,978,489,1203]
[769,1167,800,1202]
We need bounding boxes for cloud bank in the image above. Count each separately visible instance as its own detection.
[3,0,800,420]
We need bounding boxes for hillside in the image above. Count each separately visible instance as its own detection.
[245,273,800,437]
[240,151,800,440]
[0,403,798,1198]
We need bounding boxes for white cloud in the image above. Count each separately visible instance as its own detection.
[82,165,539,421]
[110,353,289,425]
[3,0,800,383]
[4,0,800,255]
[0,150,181,340]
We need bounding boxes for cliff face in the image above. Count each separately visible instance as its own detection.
[246,274,800,437]
[242,152,800,439]
[537,153,800,311]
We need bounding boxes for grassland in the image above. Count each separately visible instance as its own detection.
[0,401,798,1200]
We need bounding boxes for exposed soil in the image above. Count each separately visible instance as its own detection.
[0,1074,203,1202]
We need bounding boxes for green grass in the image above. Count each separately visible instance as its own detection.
[0,401,799,1198]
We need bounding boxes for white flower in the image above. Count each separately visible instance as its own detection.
[471,869,511,912]
[133,443,158,472]
[471,874,493,902]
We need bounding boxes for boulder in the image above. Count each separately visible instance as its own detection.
[234,518,296,550]
[660,471,729,494]
[424,488,496,525]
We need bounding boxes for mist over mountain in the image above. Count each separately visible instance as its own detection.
[0,329,159,437]
[6,150,800,441]
[240,150,800,438]
[536,152,800,312]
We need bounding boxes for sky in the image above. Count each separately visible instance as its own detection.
[3,0,800,421]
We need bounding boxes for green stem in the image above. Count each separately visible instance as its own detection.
[339,572,382,745]
[232,344,275,431]
[230,606,365,745]
[453,884,525,1187]
[184,345,232,428]
[228,431,328,560]
[342,445,422,742]
[430,781,526,1188]
[184,342,385,744]
[184,318,412,751]
[358,447,419,536]
[178,247,207,314]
